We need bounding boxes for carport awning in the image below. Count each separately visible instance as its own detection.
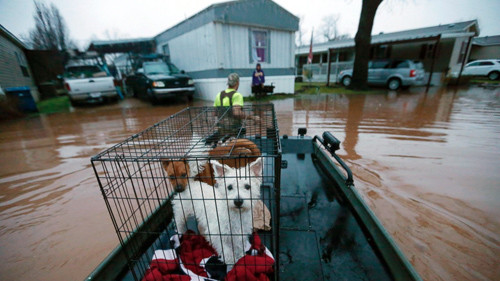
[88,38,156,54]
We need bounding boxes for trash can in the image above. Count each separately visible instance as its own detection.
[4,86,38,113]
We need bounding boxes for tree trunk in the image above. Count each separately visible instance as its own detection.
[350,0,383,90]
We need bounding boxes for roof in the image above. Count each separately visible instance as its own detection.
[472,35,500,46]
[296,20,479,55]
[90,37,154,46]
[88,37,156,53]
[155,0,299,43]
[0,24,28,49]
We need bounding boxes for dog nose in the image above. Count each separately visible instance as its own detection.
[175,184,185,193]
[234,198,244,208]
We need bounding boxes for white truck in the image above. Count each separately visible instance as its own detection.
[63,65,118,105]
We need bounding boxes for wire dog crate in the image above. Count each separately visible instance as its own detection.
[91,105,281,281]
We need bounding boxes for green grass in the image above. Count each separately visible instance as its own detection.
[470,78,500,84]
[295,82,385,95]
[36,96,71,114]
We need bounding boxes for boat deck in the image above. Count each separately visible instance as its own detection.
[278,137,391,280]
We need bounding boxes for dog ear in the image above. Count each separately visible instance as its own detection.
[161,160,170,172]
[212,160,229,178]
[249,157,262,177]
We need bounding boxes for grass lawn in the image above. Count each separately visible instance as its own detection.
[243,82,387,102]
[470,78,500,84]
[295,82,386,95]
[36,96,71,114]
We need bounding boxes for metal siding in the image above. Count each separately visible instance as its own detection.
[162,23,218,72]
[270,30,293,68]
[0,35,39,100]
[157,22,295,76]
[222,25,293,69]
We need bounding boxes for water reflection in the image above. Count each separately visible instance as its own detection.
[0,98,211,280]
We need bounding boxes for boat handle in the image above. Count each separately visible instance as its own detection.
[313,132,354,186]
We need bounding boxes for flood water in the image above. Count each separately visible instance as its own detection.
[1,86,499,280]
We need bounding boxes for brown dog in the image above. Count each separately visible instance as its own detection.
[161,159,190,193]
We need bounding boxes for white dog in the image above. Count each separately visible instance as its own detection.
[171,157,263,268]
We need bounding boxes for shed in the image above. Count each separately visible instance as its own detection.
[155,0,299,100]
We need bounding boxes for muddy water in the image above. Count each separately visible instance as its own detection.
[0,87,499,280]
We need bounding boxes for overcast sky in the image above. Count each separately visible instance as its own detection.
[1,0,499,49]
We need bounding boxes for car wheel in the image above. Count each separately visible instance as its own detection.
[69,98,78,107]
[387,78,401,90]
[187,94,194,102]
[341,76,352,87]
[147,88,158,104]
[128,86,136,97]
[488,71,499,81]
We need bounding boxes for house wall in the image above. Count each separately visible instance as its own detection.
[447,36,472,74]
[0,35,39,101]
[157,23,218,72]
[469,45,500,61]
[214,23,294,69]
[156,22,296,99]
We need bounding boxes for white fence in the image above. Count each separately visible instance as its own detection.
[302,61,354,83]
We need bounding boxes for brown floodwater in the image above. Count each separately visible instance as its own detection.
[0,87,499,280]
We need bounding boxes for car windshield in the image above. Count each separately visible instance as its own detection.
[144,62,180,75]
[413,61,424,69]
[65,65,108,78]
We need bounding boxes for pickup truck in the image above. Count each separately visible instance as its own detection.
[64,65,118,105]
[125,61,195,103]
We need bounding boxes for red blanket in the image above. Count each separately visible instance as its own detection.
[142,231,274,281]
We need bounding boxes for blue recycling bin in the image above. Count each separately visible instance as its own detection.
[4,86,38,113]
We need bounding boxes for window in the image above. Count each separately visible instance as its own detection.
[15,52,29,77]
[466,61,480,67]
[479,61,494,66]
[426,44,434,58]
[371,60,390,69]
[65,65,108,78]
[372,45,391,59]
[250,30,269,63]
[390,60,409,69]
[420,43,436,60]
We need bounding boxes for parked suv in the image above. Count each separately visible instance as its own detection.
[339,59,425,90]
[461,59,500,80]
[125,61,195,103]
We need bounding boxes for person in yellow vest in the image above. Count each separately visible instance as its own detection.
[207,73,259,145]
[214,73,245,117]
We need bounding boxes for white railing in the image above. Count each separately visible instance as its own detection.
[301,61,354,83]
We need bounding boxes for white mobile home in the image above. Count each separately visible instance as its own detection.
[155,0,299,100]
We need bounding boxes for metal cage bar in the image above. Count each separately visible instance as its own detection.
[92,105,281,281]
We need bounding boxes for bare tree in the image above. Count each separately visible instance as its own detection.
[320,14,339,41]
[319,14,351,42]
[350,0,383,90]
[28,1,72,51]
[295,15,306,46]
